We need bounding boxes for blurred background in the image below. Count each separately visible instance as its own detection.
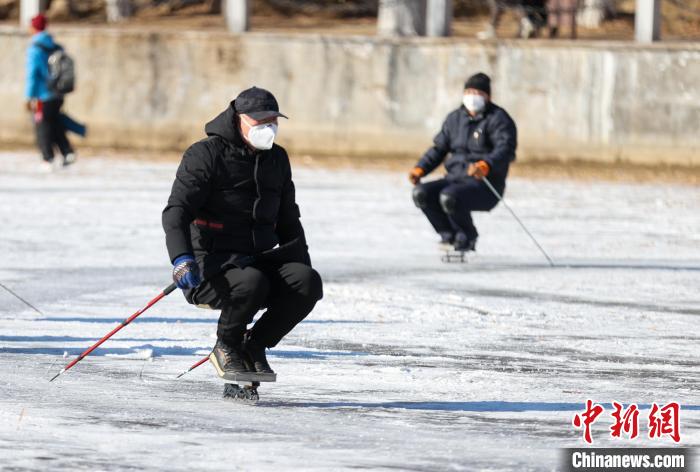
[1,0,699,174]
[1,0,699,40]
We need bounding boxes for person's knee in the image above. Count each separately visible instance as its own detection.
[439,190,458,215]
[412,185,429,209]
[300,267,324,302]
[287,263,324,301]
[231,268,270,306]
[308,268,324,301]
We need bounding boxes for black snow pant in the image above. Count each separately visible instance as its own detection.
[36,98,73,162]
[413,177,501,240]
[191,262,323,348]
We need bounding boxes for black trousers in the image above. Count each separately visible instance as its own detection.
[36,98,73,162]
[191,262,323,348]
[413,177,501,239]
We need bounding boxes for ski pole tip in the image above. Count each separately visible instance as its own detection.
[49,369,65,383]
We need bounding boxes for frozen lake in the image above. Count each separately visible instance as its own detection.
[0,152,698,471]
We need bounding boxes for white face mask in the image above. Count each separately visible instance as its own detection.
[463,94,486,114]
[242,116,278,150]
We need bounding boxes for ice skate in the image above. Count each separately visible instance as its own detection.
[209,339,257,381]
[210,339,276,401]
[63,152,77,167]
[441,232,476,263]
[437,231,455,251]
[242,332,276,381]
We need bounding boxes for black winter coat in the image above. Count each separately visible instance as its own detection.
[162,104,309,281]
[417,102,517,190]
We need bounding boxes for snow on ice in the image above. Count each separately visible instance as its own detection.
[0,152,698,471]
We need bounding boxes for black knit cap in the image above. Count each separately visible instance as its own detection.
[233,86,288,120]
[464,72,491,96]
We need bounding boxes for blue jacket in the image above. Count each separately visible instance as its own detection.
[417,102,517,189]
[25,31,58,101]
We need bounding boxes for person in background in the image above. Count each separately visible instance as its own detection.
[478,0,548,39]
[409,73,517,252]
[25,13,76,169]
[547,0,579,38]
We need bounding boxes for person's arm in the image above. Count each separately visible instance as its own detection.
[162,143,214,262]
[25,46,41,102]
[415,115,453,175]
[481,111,517,175]
[276,152,311,265]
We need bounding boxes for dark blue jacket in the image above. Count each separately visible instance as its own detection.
[417,102,517,189]
[26,31,59,101]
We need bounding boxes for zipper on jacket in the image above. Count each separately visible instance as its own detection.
[251,153,261,249]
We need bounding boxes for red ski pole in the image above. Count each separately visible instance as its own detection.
[176,355,210,379]
[49,283,178,382]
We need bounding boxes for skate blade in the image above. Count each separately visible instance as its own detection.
[441,251,468,263]
[223,383,260,402]
[209,353,277,382]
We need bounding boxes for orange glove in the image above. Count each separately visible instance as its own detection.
[408,167,425,185]
[467,160,490,180]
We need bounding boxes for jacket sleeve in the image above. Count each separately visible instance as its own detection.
[25,46,42,100]
[162,143,214,262]
[483,110,517,175]
[276,153,311,265]
[416,113,452,174]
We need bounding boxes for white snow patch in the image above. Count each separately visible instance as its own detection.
[0,152,698,471]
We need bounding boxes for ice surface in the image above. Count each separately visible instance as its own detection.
[0,152,698,471]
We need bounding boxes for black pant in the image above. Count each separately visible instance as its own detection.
[191,262,323,348]
[413,177,501,239]
[36,98,73,162]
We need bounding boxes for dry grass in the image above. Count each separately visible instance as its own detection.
[291,154,700,185]
[33,146,697,185]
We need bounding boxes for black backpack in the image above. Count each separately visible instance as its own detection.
[37,43,75,95]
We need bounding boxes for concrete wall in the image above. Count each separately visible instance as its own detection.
[1,26,699,165]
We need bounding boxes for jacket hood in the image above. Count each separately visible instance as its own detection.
[31,31,56,49]
[205,102,244,145]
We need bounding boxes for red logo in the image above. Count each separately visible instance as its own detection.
[610,402,639,440]
[572,401,682,444]
[572,399,605,444]
[648,402,681,443]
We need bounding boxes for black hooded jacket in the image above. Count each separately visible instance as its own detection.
[416,102,517,190]
[162,103,309,280]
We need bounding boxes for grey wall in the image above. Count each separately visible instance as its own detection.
[1,26,698,165]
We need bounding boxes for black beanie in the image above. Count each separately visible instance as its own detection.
[464,72,491,96]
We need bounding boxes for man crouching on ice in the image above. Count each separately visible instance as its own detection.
[162,87,323,377]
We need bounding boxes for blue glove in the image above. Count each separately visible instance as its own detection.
[172,254,201,290]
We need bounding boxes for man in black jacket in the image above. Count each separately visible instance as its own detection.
[409,73,517,252]
[163,87,323,377]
